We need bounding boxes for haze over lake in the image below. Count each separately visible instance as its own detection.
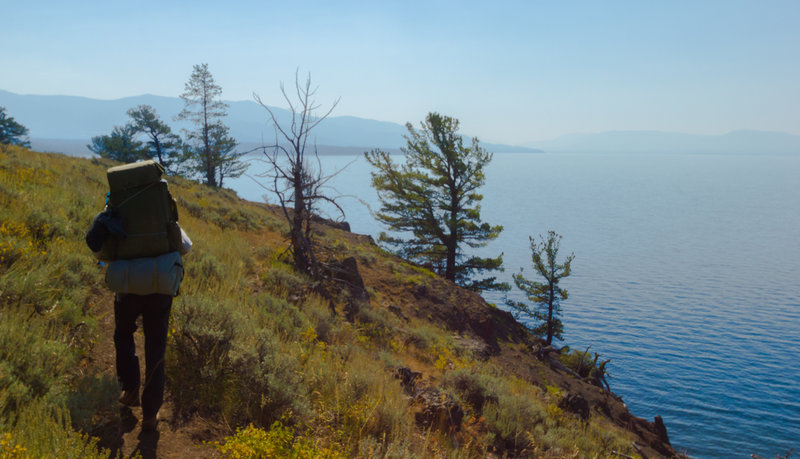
[231,151,800,458]
[5,0,800,455]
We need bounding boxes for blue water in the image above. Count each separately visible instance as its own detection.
[229,152,800,458]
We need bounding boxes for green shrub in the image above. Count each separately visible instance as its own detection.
[305,296,338,344]
[56,252,98,287]
[558,346,595,378]
[0,239,97,324]
[0,241,23,271]
[261,262,310,298]
[1,400,110,459]
[178,196,204,219]
[356,305,396,348]
[215,421,344,459]
[230,329,309,425]
[256,294,311,340]
[65,373,119,433]
[186,252,224,285]
[169,292,315,425]
[0,311,75,420]
[361,378,408,442]
[348,359,411,444]
[220,208,261,232]
[24,208,65,247]
[405,324,440,351]
[254,246,273,261]
[483,393,546,453]
[442,368,498,414]
[168,295,239,416]
[0,261,52,312]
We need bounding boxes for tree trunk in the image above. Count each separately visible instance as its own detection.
[152,133,164,165]
[445,236,457,281]
[206,159,216,186]
[202,93,216,187]
[546,284,555,345]
[292,175,308,273]
[445,177,459,281]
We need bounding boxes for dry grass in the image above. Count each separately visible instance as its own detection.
[0,145,645,458]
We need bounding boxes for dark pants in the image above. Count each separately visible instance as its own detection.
[113,293,172,419]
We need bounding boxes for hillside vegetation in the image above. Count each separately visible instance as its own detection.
[0,145,681,458]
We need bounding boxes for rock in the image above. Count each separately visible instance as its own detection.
[311,215,350,232]
[414,388,463,432]
[327,256,368,321]
[653,415,671,446]
[330,257,367,295]
[559,392,590,420]
[394,367,422,394]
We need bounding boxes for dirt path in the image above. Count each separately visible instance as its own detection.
[87,294,224,458]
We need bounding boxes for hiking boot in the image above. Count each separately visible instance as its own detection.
[118,389,140,407]
[141,413,159,432]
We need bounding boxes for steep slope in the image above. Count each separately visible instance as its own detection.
[0,145,684,458]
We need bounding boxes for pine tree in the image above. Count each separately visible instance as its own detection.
[507,231,574,345]
[208,122,247,188]
[0,106,31,148]
[87,124,144,162]
[176,63,247,186]
[127,105,183,172]
[365,112,505,291]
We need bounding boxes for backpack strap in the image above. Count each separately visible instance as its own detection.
[112,181,159,210]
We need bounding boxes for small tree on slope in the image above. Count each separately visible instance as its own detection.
[177,63,248,187]
[507,231,574,345]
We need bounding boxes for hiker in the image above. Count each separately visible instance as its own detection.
[86,160,190,431]
[114,289,174,430]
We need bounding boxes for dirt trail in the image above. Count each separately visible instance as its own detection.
[87,294,223,458]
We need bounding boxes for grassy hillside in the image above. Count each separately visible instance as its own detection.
[0,145,681,458]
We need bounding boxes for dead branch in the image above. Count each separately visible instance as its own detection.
[251,71,345,277]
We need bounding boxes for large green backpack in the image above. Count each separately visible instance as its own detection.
[95,160,181,260]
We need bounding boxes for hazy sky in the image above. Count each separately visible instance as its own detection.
[3,1,799,144]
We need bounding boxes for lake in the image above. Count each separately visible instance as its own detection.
[229,151,800,458]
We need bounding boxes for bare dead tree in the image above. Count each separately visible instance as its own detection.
[253,71,343,277]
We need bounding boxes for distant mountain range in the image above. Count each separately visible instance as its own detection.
[3,90,797,156]
[0,89,538,156]
[523,129,800,155]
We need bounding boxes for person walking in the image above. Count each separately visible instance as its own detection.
[114,292,173,430]
[86,159,190,432]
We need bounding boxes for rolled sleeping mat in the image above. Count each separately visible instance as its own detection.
[105,251,183,296]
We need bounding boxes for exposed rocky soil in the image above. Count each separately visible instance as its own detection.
[83,215,685,458]
[337,228,685,458]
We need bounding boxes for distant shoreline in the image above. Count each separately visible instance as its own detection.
[29,138,544,158]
